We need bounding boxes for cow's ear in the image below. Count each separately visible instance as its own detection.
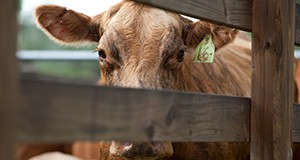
[183,18,238,50]
[35,5,101,44]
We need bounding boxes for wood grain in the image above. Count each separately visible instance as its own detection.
[296,4,300,46]
[134,0,300,46]
[18,77,300,144]
[251,0,295,159]
[0,0,18,160]
[134,0,252,31]
[293,104,300,142]
[18,76,250,143]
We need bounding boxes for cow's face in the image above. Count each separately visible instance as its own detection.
[35,1,237,90]
[35,1,237,159]
[96,2,186,89]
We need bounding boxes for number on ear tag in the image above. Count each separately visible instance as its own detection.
[193,34,215,63]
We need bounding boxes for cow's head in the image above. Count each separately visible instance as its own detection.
[35,1,237,159]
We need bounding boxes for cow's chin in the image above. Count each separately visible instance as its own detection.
[109,141,173,160]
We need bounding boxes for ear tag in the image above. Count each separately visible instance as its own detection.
[193,34,215,63]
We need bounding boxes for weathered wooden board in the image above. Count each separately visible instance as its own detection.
[251,0,295,159]
[0,0,18,160]
[293,104,300,142]
[134,0,300,46]
[18,77,250,143]
[134,0,252,31]
[297,4,300,46]
[18,77,300,143]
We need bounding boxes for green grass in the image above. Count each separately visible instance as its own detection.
[20,60,100,82]
[18,24,96,50]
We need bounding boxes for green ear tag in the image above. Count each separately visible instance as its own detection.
[193,34,215,63]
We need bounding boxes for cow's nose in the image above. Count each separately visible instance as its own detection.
[109,141,173,159]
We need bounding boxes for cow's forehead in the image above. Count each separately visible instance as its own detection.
[104,2,182,38]
[97,1,184,61]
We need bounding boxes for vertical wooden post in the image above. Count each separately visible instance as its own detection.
[0,0,18,160]
[251,0,295,159]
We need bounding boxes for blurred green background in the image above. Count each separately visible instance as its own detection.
[18,0,100,83]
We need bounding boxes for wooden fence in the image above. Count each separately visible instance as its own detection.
[1,0,300,159]
[0,1,18,160]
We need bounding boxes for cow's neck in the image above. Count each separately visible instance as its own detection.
[179,50,250,97]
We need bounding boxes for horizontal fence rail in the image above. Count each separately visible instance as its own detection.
[134,0,300,46]
[18,76,300,143]
[19,76,250,143]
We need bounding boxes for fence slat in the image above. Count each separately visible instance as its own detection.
[134,0,300,46]
[251,0,295,159]
[18,77,300,143]
[134,0,252,31]
[18,77,250,143]
[293,104,300,142]
[0,0,18,160]
[297,4,300,46]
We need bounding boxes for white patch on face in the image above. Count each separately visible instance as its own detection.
[109,141,119,155]
[120,73,142,88]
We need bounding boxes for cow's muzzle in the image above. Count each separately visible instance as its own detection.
[109,141,173,159]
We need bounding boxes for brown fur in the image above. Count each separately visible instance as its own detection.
[33,1,252,160]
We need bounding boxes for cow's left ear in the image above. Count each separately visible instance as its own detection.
[35,5,101,45]
[182,18,238,50]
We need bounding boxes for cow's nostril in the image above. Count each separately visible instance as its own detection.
[122,143,158,159]
[123,144,156,158]
[123,142,133,152]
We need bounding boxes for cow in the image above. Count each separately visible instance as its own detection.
[30,0,253,159]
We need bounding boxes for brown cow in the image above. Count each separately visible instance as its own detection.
[32,0,252,159]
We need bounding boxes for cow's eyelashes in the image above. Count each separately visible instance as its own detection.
[98,49,107,60]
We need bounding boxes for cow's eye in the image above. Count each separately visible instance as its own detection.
[98,49,106,60]
[177,50,185,62]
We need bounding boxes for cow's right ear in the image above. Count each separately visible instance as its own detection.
[181,17,238,50]
[35,5,101,45]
